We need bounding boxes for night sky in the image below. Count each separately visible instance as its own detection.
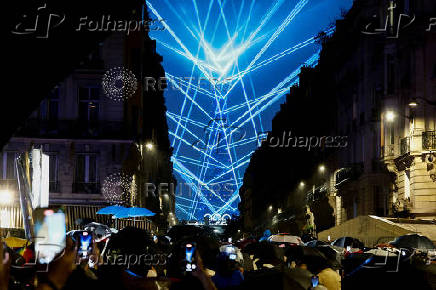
[147,0,353,221]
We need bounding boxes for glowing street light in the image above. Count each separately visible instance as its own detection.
[299,181,305,188]
[318,164,326,173]
[0,189,14,206]
[145,143,153,150]
[408,100,418,108]
[385,111,396,122]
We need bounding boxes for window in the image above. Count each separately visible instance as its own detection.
[387,54,395,94]
[40,87,60,121]
[374,186,387,216]
[78,87,99,123]
[74,153,98,193]
[2,152,18,180]
[404,170,410,199]
[75,154,97,183]
[48,154,59,192]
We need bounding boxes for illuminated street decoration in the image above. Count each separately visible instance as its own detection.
[146,0,339,220]
[102,172,136,205]
[102,67,137,101]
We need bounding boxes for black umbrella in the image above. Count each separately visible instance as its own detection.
[316,245,341,270]
[167,225,219,242]
[84,222,112,242]
[284,267,313,290]
[390,234,435,249]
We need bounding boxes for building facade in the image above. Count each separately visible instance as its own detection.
[1,10,176,232]
[239,0,436,236]
[328,0,436,223]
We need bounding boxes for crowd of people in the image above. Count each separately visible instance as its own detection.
[1,224,435,290]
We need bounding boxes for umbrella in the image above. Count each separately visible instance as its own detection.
[3,236,27,248]
[96,205,126,215]
[284,267,313,290]
[84,222,112,242]
[390,234,436,249]
[316,245,342,270]
[268,234,303,245]
[259,229,272,242]
[113,207,155,218]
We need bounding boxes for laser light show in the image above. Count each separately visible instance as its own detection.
[147,0,353,222]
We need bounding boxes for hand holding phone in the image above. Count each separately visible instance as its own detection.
[77,231,93,258]
[311,275,319,288]
[185,243,197,273]
[33,207,66,264]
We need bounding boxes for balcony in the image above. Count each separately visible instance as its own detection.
[306,183,328,202]
[335,163,364,188]
[0,179,18,189]
[400,137,410,155]
[381,144,395,158]
[49,181,60,193]
[422,131,436,150]
[72,182,100,194]
[16,120,133,140]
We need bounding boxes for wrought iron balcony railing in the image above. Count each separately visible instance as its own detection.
[16,120,133,140]
[49,181,60,193]
[72,182,100,194]
[381,144,395,158]
[335,163,364,187]
[422,131,436,150]
[400,137,410,155]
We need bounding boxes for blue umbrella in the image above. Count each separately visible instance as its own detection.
[96,205,126,215]
[113,207,155,218]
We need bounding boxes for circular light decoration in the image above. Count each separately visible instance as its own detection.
[102,67,137,101]
[102,172,136,205]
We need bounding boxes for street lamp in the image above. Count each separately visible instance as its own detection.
[408,100,418,108]
[318,164,326,174]
[0,189,13,206]
[408,97,436,107]
[385,111,396,122]
[299,181,305,189]
[145,143,153,150]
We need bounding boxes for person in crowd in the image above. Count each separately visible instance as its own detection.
[36,237,77,290]
[169,247,217,290]
[258,229,271,242]
[0,240,11,290]
[317,266,341,290]
[211,253,244,289]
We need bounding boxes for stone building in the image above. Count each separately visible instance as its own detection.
[0,8,176,232]
[239,0,436,236]
[327,0,436,223]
